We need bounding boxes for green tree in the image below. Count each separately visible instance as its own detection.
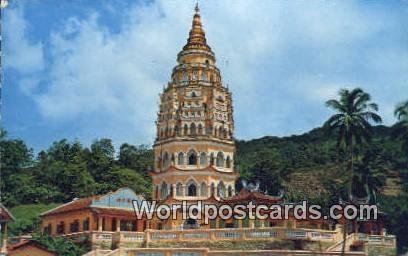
[118,143,153,175]
[104,167,151,197]
[393,100,408,154]
[323,88,382,255]
[87,139,115,180]
[32,233,87,256]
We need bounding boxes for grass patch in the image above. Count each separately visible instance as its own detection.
[9,203,60,236]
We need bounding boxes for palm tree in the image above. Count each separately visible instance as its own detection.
[393,100,408,154]
[324,88,382,255]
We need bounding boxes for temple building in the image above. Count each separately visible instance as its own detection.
[40,188,146,236]
[149,4,237,229]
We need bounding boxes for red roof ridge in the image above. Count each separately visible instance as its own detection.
[40,196,97,217]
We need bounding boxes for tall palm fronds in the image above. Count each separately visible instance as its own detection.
[393,100,408,154]
[323,88,382,255]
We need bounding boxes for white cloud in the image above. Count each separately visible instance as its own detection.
[4,0,408,145]
[4,6,44,75]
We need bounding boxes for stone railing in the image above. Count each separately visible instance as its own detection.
[144,227,338,243]
[67,228,395,252]
[355,233,396,247]
[85,248,366,256]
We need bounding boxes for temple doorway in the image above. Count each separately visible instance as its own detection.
[183,218,199,229]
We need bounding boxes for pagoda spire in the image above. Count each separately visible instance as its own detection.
[182,2,211,52]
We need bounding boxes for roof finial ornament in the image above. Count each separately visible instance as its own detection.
[195,1,200,13]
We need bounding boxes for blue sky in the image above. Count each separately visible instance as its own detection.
[3,0,408,152]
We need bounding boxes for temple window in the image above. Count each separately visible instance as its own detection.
[83,218,90,231]
[176,183,183,196]
[242,216,250,228]
[188,150,197,165]
[200,182,207,197]
[156,157,161,169]
[192,70,198,80]
[43,224,52,235]
[210,153,214,166]
[199,152,207,165]
[163,152,170,169]
[121,220,135,231]
[210,219,216,229]
[182,72,188,82]
[226,156,231,168]
[70,220,80,233]
[217,181,226,198]
[57,221,65,235]
[190,123,197,135]
[210,183,215,196]
[184,124,188,135]
[160,182,168,199]
[216,152,224,167]
[187,180,197,196]
[178,152,185,165]
[201,72,207,81]
[198,124,203,135]
[227,185,233,197]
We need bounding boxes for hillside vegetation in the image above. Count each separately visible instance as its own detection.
[1,124,407,252]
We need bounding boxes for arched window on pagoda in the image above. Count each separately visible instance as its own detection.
[187,150,197,165]
[226,156,231,168]
[197,123,203,135]
[155,186,160,199]
[163,152,170,169]
[187,180,197,197]
[217,181,226,198]
[160,182,168,199]
[210,153,214,166]
[199,152,207,166]
[182,72,188,82]
[165,126,169,137]
[176,183,183,196]
[228,185,233,197]
[201,71,207,81]
[218,127,223,138]
[178,152,184,165]
[201,182,207,197]
[216,152,224,167]
[156,156,162,169]
[184,124,188,135]
[190,123,197,135]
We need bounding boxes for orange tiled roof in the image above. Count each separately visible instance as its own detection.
[0,203,15,221]
[221,188,282,204]
[40,197,94,217]
[8,240,57,255]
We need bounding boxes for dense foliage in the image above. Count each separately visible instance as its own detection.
[0,131,153,206]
